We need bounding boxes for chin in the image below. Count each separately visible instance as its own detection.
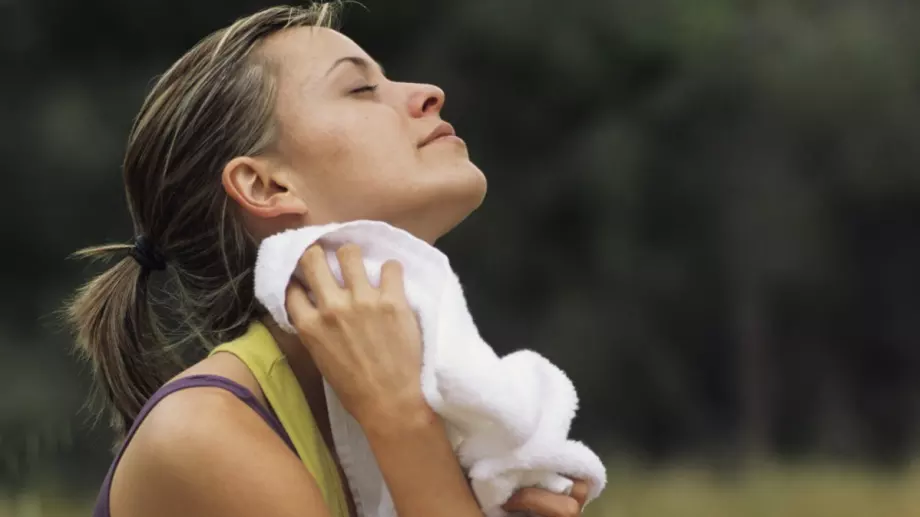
[430,186,488,242]
[389,163,486,243]
[393,188,486,245]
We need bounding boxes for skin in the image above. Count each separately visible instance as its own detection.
[109,26,589,517]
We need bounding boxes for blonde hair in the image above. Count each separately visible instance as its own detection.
[64,4,340,440]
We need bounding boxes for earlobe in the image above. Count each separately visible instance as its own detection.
[221,156,308,220]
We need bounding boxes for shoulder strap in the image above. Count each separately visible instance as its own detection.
[126,373,296,460]
[211,322,351,517]
[94,374,297,517]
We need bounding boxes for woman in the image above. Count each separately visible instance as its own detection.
[66,4,591,517]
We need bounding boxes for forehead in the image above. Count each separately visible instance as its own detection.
[258,26,369,85]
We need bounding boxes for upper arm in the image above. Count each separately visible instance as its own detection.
[110,388,331,517]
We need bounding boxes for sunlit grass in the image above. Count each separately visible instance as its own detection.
[585,461,920,517]
[0,491,92,517]
[2,462,920,516]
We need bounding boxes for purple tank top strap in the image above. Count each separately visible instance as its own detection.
[93,374,297,517]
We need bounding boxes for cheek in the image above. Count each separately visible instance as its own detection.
[325,121,418,197]
[296,108,410,174]
[283,109,417,213]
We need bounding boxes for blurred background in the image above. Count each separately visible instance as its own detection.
[2,0,920,515]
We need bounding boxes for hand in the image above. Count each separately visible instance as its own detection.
[502,479,589,517]
[284,243,425,426]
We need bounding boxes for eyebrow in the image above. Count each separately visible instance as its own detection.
[325,56,386,77]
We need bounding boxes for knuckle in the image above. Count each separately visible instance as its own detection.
[285,286,310,325]
[300,245,321,268]
[319,298,350,320]
[351,294,377,312]
[292,312,320,335]
[337,243,362,259]
[288,306,318,333]
[298,251,311,269]
[319,307,341,324]
[305,244,323,259]
[377,294,402,313]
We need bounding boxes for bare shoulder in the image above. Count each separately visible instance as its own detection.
[109,386,329,517]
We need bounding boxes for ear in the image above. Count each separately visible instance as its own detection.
[221,156,308,220]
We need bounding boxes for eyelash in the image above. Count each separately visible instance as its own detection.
[350,84,379,95]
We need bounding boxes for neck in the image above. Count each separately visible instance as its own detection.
[261,316,332,436]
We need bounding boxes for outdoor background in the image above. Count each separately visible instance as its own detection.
[2,0,920,516]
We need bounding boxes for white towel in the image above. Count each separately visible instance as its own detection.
[254,220,607,517]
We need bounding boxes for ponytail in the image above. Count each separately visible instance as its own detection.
[62,3,341,442]
[65,245,180,439]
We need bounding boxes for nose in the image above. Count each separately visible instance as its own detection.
[408,83,445,118]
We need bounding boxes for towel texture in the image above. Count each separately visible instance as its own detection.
[254,220,606,517]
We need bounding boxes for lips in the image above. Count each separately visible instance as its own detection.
[419,122,457,147]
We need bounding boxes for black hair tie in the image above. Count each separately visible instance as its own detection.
[129,234,167,271]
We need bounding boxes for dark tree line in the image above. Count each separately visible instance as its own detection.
[2,0,919,489]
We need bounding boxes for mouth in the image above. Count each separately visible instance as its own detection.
[419,122,463,148]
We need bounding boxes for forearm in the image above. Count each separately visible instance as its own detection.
[362,404,482,517]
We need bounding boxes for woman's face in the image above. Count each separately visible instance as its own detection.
[231,26,486,243]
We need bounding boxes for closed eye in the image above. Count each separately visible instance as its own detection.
[350,84,379,95]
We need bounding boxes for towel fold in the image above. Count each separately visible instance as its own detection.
[254,220,606,517]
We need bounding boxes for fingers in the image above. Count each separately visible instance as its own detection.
[285,279,319,334]
[336,244,374,298]
[569,479,589,510]
[298,242,407,311]
[502,480,590,517]
[379,259,407,302]
[502,488,581,517]
[298,245,343,307]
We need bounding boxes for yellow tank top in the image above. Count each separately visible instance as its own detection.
[209,321,350,517]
